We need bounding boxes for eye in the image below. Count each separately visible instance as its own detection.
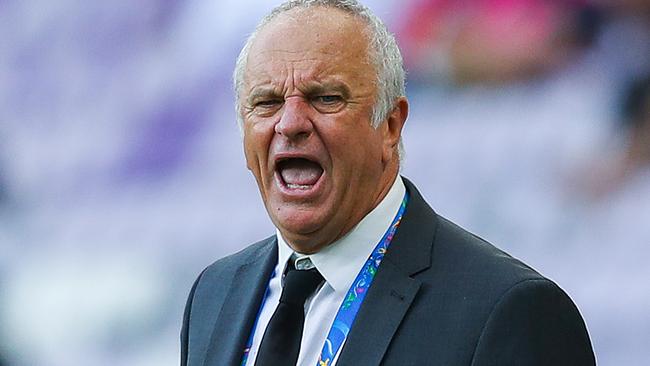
[315,95,342,104]
[255,99,282,107]
[312,95,345,113]
[252,99,283,116]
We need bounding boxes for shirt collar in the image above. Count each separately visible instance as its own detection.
[276,176,406,293]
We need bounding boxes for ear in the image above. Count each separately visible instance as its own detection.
[381,96,409,164]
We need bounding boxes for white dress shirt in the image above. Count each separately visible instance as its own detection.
[244,176,406,366]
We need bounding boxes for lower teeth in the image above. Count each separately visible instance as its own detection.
[287,183,312,190]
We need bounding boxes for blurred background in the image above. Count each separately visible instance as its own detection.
[0,0,648,365]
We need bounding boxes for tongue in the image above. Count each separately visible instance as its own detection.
[279,159,323,186]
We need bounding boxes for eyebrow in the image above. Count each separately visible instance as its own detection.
[304,81,351,99]
[246,87,280,105]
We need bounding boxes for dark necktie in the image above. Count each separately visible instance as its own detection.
[254,263,324,366]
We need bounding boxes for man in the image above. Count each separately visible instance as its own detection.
[181,1,596,365]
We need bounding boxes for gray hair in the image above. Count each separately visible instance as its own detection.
[233,0,406,156]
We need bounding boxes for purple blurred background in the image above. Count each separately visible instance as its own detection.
[1,0,648,365]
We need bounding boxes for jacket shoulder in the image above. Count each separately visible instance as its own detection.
[180,236,276,366]
[199,236,276,281]
[431,215,545,289]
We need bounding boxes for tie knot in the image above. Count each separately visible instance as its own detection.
[280,267,324,306]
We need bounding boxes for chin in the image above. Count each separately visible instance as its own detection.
[272,209,329,242]
[276,215,322,237]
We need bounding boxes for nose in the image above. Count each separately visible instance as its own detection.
[274,97,313,140]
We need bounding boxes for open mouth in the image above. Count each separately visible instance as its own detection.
[276,157,324,190]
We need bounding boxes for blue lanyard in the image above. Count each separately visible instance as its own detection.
[241,191,409,366]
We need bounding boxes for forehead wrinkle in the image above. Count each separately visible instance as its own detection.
[247,52,340,75]
[246,58,341,92]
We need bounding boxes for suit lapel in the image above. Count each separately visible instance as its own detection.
[202,240,278,366]
[335,258,421,366]
[336,178,438,366]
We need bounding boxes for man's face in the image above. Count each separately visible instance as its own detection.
[240,7,404,253]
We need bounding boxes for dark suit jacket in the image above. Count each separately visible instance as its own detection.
[181,179,595,366]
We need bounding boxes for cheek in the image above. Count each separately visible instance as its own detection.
[243,120,277,171]
[334,122,381,152]
[323,125,383,172]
